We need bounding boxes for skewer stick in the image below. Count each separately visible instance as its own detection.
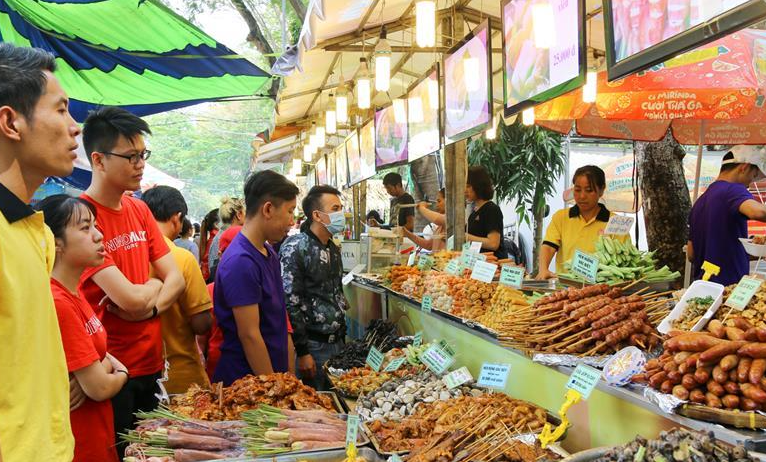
[623,277,647,290]
[582,342,606,357]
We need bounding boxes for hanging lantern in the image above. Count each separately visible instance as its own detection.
[415,0,436,48]
[356,58,371,110]
[393,98,407,124]
[326,94,337,134]
[292,158,302,174]
[522,107,535,126]
[316,124,326,147]
[374,26,392,92]
[303,144,312,162]
[582,70,598,103]
[485,114,498,140]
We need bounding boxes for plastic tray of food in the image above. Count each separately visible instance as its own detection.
[252,446,385,461]
[740,237,766,258]
[657,280,724,334]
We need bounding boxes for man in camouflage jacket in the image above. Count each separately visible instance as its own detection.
[280,185,347,390]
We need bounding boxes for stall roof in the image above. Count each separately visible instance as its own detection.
[260,0,606,166]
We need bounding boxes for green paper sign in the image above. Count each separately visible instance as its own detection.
[499,265,524,289]
[345,414,359,447]
[413,331,423,347]
[471,260,498,283]
[407,252,416,266]
[445,258,461,275]
[462,242,472,252]
[438,339,456,357]
[443,366,473,389]
[571,250,599,283]
[566,364,601,400]
[366,346,384,372]
[418,344,454,375]
[421,295,433,313]
[725,276,762,311]
[384,357,406,372]
[477,363,511,389]
[418,254,434,271]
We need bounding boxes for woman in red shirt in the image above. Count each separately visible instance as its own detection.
[36,195,129,462]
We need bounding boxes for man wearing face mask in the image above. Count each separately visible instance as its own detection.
[280,185,348,390]
[689,146,766,286]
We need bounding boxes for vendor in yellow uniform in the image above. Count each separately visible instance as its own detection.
[537,165,621,280]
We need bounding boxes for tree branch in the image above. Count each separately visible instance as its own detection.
[230,0,276,65]
[288,0,306,21]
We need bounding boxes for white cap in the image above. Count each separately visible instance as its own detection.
[722,145,766,180]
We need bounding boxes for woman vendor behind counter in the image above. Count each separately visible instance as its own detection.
[537,165,624,280]
[465,166,508,259]
[403,188,446,251]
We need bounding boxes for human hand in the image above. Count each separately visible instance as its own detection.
[69,376,86,411]
[107,303,154,322]
[298,354,316,379]
[535,269,557,281]
[106,353,127,375]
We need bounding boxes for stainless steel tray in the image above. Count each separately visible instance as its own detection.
[318,390,346,414]
[251,446,385,462]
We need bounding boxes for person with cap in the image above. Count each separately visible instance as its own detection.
[688,145,766,286]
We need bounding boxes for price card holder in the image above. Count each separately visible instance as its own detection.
[460,251,474,270]
[421,295,433,313]
[604,215,635,235]
[418,344,454,374]
[571,250,599,284]
[540,365,601,448]
[470,241,482,253]
[462,242,472,253]
[499,265,524,289]
[565,364,602,400]
[725,276,762,311]
[418,255,434,271]
[342,272,355,286]
[445,259,461,275]
[471,260,498,283]
[407,252,416,266]
[443,366,473,389]
[413,331,423,347]
[477,363,511,389]
[345,414,360,447]
[383,357,406,372]
[447,235,455,250]
[365,346,385,372]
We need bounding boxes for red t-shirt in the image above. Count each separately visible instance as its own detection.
[51,279,118,462]
[80,194,170,376]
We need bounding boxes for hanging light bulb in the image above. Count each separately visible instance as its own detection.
[374,26,392,92]
[532,2,556,49]
[393,98,407,124]
[316,124,326,147]
[303,144,312,162]
[292,158,302,174]
[356,58,371,110]
[326,94,337,134]
[522,107,535,126]
[408,95,424,123]
[582,70,598,103]
[485,114,498,140]
[336,79,349,124]
[463,57,480,92]
[427,78,439,110]
[415,0,436,48]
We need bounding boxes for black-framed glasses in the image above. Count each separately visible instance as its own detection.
[103,149,151,165]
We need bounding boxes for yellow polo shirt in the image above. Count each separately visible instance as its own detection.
[160,237,212,394]
[0,183,73,461]
[543,204,624,274]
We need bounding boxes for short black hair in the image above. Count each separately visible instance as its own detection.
[34,194,97,241]
[0,43,57,120]
[383,172,403,187]
[180,217,193,237]
[82,107,151,163]
[467,165,494,201]
[244,170,299,218]
[366,210,383,223]
[141,185,188,222]
[573,165,606,191]
[302,185,341,224]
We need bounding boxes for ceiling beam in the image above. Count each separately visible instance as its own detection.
[459,7,502,30]
[303,52,341,119]
[356,0,382,34]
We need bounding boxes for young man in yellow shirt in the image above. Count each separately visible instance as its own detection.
[0,43,81,461]
[142,186,213,393]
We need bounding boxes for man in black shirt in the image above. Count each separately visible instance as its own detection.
[383,172,415,232]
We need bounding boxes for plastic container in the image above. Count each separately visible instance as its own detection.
[657,280,724,334]
[740,238,766,258]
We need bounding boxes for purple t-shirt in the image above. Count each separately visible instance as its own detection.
[689,180,753,286]
[213,233,288,385]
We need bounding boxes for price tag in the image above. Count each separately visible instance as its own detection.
[413,331,423,347]
[421,295,433,313]
[389,455,403,462]
[418,344,454,374]
[447,235,455,250]
[437,339,456,357]
[443,366,473,389]
[345,414,359,446]
[725,276,762,311]
[462,242,472,253]
[499,265,524,289]
[571,250,599,283]
[383,357,406,372]
[471,260,498,283]
[407,252,416,266]
[604,215,635,235]
[418,254,434,271]
[365,346,385,372]
[565,364,601,400]
[460,251,474,270]
[342,272,355,286]
[470,241,482,253]
[445,258,461,275]
[477,363,511,389]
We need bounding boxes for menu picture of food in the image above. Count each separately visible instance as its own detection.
[503,0,582,114]
[408,66,441,162]
[375,104,408,168]
[359,119,377,181]
[316,155,328,185]
[335,144,348,189]
[346,130,363,186]
[610,0,748,62]
[444,21,491,143]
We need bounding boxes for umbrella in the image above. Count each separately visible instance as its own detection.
[0,0,271,121]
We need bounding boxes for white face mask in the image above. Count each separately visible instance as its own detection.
[319,210,345,235]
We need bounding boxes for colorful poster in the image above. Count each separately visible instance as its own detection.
[408,66,441,161]
[610,0,749,63]
[375,105,408,167]
[359,120,377,181]
[346,130,364,185]
[316,155,328,185]
[444,21,491,143]
[503,0,582,113]
[335,144,348,189]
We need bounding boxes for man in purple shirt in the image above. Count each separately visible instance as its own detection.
[689,146,766,286]
[213,170,299,386]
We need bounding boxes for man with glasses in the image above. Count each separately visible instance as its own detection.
[79,107,185,457]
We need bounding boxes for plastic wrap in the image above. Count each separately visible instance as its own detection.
[643,386,686,414]
[532,353,610,369]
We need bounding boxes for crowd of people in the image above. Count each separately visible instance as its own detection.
[0,43,351,462]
